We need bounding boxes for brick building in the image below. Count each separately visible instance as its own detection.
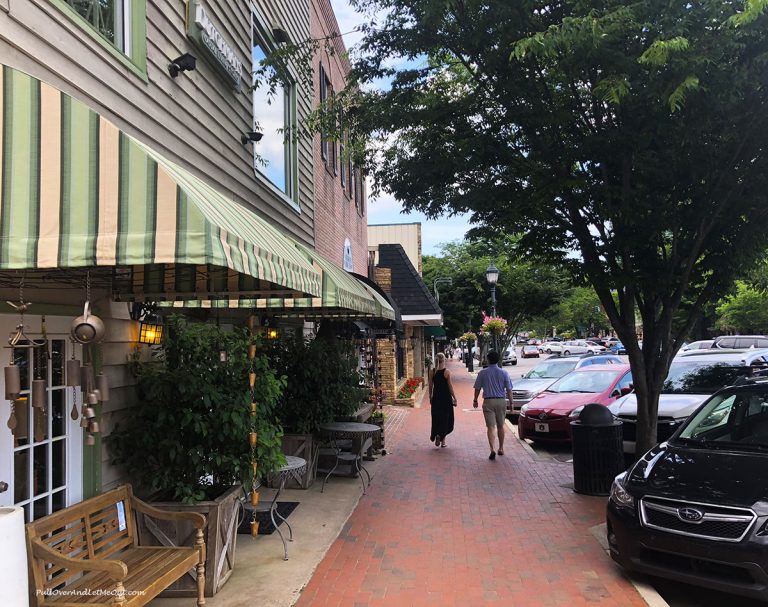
[311,0,367,273]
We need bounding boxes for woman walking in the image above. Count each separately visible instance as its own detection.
[429,353,457,447]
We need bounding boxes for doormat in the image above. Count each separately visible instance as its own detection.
[237,502,299,535]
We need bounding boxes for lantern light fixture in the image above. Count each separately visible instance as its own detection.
[139,313,164,345]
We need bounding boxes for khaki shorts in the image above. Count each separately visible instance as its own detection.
[482,398,507,428]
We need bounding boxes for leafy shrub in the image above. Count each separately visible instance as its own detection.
[109,316,286,503]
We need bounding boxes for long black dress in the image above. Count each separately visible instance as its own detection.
[430,369,454,442]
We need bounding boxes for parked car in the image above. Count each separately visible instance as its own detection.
[609,350,768,454]
[538,341,564,354]
[609,342,627,355]
[681,339,714,352]
[712,335,768,349]
[518,364,632,443]
[521,345,540,358]
[501,349,517,366]
[508,353,624,415]
[608,378,768,602]
[559,340,606,355]
[527,339,542,346]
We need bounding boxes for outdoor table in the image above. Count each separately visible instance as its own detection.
[319,422,381,494]
[265,455,307,560]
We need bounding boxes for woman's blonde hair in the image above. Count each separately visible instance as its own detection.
[436,352,446,369]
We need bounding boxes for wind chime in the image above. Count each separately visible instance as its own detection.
[4,283,46,437]
[247,315,260,537]
[67,273,110,446]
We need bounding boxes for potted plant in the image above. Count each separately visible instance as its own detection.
[266,332,367,487]
[108,315,285,597]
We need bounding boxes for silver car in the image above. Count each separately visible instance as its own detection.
[609,349,768,453]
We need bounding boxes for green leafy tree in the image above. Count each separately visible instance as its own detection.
[343,0,768,453]
[716,282,768,334]
[551,288,612,337]
[422,238,567,342]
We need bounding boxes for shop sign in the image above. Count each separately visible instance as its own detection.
[343,239,354,272]
[187,1,243,89]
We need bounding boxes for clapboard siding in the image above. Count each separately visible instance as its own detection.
[0,0,314,244]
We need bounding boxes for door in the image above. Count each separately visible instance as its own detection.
[0,315,83,521]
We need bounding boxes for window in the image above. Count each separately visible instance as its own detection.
[252,29,297,201]
[52,0,146,75]
[339,123,347,188]
[319,65,329,161]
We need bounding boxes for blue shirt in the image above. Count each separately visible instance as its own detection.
[473,365,513,398]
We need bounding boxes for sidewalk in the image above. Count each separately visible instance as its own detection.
[295,360,649,607]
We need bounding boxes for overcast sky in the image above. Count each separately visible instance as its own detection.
[329,0,472,256]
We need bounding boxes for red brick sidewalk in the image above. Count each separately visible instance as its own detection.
[296,360,646,607]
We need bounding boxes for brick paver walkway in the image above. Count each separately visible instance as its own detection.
[297,360,647,607]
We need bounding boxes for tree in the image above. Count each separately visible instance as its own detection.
[344,0,768,453]
[551,288,612,337]
[421,238,567,342]
[716,282,768,334]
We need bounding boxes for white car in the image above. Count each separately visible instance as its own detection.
[609,349,768,454]
[538,341,564,354]
[680,339,714,352]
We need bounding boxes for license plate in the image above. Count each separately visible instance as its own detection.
[534,422,549,433]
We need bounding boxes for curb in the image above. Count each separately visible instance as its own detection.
[590,522,670,607]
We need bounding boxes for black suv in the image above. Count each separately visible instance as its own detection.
[608,379,768,601]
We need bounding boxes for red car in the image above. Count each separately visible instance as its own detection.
[521,345,540,358]
[518,364,632,443]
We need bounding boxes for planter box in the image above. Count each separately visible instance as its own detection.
[276,433,318,489]
[137,484,241,598]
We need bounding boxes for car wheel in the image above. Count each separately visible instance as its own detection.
[512,360,517,365]
[563,350,570,356]
[546,348,552,354]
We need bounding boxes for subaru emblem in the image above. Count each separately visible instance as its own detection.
[677,507,704,523]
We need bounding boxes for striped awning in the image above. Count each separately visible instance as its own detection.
[0,64,321,298]
[159,245,397,320]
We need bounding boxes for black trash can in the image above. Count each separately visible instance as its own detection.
[570,404,624,496]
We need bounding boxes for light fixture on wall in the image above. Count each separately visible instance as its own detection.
[130,303,164,345]
[272,27,290,44]
[241,130,264,145]
[262,316,280,340]
[168,53,197,78]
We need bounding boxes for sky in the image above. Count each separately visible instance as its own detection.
[328,0,472,256]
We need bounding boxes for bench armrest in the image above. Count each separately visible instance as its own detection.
[131,496,207,529]
[31,540,128,580]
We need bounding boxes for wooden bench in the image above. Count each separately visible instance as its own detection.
[25,485,206,606]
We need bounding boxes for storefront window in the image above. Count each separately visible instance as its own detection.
[252,36,297,202]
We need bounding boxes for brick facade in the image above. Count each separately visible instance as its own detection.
[310,0,367,273]
[377,337,398,405]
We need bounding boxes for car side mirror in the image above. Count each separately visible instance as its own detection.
[611,389,621,398]
[620,385,634,396]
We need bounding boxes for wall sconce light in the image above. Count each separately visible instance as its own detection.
[241,130,263,145]
[168,53,197,78]
[272,27,290,44]
[139,313,164,345]
[131,303,164,345]
[262,315,279,340]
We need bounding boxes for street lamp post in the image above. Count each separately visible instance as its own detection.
[485,262,500,357]
[433,277,452,302]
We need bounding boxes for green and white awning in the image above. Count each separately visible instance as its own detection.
[159,244,396,320]
[0,64,321,298]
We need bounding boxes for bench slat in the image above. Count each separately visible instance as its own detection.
[42,547,198,605]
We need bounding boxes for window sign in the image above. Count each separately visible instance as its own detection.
[343,239,354,272]
[187,1,243,89]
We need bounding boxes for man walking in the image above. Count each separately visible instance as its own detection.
[473,351,514,460]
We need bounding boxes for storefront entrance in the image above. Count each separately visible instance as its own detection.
[0,315,82,521]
